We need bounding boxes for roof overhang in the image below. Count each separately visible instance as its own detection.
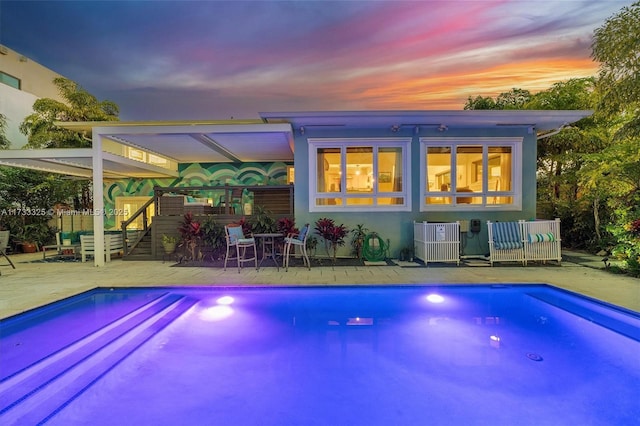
[64,120,295,163]
[0,111,592,179]
[0,148,179,179]
[260,110,593,133]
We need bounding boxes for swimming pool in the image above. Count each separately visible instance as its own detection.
[1,285,638,425]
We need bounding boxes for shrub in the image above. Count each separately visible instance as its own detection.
[314,217,348,263]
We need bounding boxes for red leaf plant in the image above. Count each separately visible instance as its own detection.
[314,217,348,263]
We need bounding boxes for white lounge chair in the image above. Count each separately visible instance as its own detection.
[522,218,562,264]
[80,234,124,262]
[487,220,525,266]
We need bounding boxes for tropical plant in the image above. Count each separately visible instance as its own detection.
[276,217,296,236]
[178,212,202,261]
[314,217,348,263]
[250,205,276,234]
[350,223,369,259]
[201,217,226,259]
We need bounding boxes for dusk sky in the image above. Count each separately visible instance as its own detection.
[0,1,632,121]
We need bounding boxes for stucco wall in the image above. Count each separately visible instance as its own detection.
[292,126,536,258]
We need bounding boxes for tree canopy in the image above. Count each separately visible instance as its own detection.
[0,114,10,149]
[19,77,119,148]
[592,1,640,121]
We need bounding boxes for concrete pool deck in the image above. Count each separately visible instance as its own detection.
[0,250,638,319]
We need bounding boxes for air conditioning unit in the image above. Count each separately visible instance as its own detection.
[0,46,8,55]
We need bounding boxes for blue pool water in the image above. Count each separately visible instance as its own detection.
[1,285,638,425]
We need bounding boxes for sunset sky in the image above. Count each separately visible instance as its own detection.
[0,0,632,120]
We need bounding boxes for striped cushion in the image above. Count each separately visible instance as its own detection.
[528,233,555,243]
[493,222,523,250]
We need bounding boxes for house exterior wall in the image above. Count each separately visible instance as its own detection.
[291,126,537,258]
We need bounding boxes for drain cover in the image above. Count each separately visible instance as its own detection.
[527,353,543,361]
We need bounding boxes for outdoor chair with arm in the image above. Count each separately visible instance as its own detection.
[0,230,16,271]
[283,223,311,271]
[224,224,258,273]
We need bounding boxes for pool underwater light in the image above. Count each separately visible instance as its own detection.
[426,294,445,303]
[200,296,235,321]
[216,296,235,305]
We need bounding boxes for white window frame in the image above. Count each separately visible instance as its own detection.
[309,138,411,212]
[420,137,522,211]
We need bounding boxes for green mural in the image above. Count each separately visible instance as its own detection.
[103,162,289,228]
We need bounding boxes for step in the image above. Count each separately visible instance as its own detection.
[123,254,154,261]
[0,294,197,424]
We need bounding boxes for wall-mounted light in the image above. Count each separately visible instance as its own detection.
[299,126,305,135]
[438,124,448,132]
[414,126,420,135]
[391,124,401,133]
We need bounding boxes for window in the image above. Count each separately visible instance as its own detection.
[309,138,410,212]
[421,138,521,211]
[0,71,20,90]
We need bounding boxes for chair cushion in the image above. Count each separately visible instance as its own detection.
[297,225,308,241]
[493,222,523,250]
[528,233,555,243]
[227,226,245,242]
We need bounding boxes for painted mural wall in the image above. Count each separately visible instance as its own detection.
[103,162,289,229]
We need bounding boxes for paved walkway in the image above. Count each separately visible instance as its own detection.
[0,250,637,319]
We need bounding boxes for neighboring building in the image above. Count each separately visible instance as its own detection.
[0,45,64,148]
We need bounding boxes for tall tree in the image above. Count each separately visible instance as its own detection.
[582,1,640,271]
[0,114,10,149]
[19,77,119,148]
[592,0,640,133]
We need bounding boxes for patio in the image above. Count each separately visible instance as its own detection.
[0,250,637,320]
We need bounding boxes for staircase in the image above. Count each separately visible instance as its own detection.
[0,293,197,424]
[123,229,153,260]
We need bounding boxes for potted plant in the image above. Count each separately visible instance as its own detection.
[162,234,178,254]
[399,246,414,262]
[178,212,202,262]
[18,222,53,253]
[350,223,369,259]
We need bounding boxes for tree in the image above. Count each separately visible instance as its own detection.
[19,77,119,148]
[582,1,640,271]
[464,95,497,110]
[0,114,10,149]
[464,88,531,110]
[591,1,640,128]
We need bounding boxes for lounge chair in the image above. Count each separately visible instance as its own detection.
[487,220,525,266]
[0,230,16,270]
[522,218,562,264]
[223,224,257,273]
[80,234,124,262]
[283,223,311,271]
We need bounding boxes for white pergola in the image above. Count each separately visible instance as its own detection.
[0,110,592,266]
[0,120,294,266]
